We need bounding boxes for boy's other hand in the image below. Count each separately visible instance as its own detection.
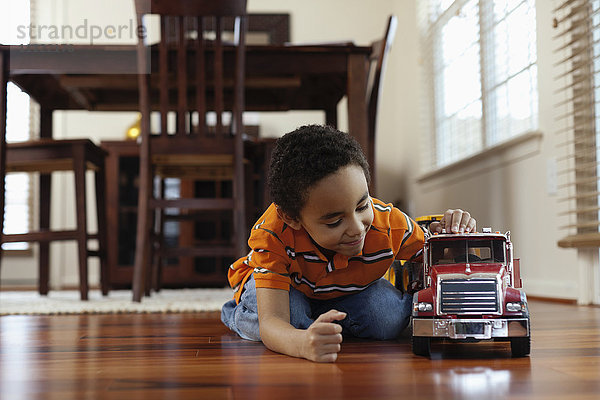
[430,209,476,234]
[302,309,346,363]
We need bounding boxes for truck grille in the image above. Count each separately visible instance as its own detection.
[440,279,499,314]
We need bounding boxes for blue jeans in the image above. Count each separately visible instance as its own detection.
[221,276,412,341]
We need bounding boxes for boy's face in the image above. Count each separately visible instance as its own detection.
[288,164,374,257]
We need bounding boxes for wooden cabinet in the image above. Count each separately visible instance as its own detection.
[101,139,271,289]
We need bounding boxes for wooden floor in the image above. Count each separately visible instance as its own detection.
[1,300,600,400]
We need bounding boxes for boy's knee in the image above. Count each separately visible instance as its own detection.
[342,309,407,339]
[221,290,262,341]
[371,311,409,340]
[342,281,412,339]
[229,304,261,342]
[233,303,261,341]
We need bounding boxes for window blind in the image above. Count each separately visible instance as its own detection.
[419,0,538,172]
[554,0,600,247]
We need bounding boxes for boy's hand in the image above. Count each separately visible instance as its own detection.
[302,309,346,363]
[430,209,476,234]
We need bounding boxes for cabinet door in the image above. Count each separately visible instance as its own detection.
[103,140,269,289]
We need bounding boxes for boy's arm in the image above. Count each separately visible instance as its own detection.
[256,287,346,362]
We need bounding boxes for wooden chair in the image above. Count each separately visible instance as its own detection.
[132,0,248,301]
[366,16,397,194]
[0,51,108,301]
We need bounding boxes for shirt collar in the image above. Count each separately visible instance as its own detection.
[293,227,364,270]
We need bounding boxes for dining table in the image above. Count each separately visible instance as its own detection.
[1,42,372,153]
[0,41,374,289]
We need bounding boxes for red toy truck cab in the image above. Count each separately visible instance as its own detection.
[411,229,530,357]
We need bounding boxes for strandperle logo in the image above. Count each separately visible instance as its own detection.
[16,19,147,44]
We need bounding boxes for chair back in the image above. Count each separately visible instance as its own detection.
[366,15,397,192]
[367,16,397,132]
[135,0,247,17]
[132,0,249,296]
[135,0,247,149]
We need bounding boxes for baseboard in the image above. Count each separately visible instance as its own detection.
[527,295,577,305]
[0,285,38,291]
[1,285,102,292]
[524,279,577,301]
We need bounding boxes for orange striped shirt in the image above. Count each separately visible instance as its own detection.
[227,198,425,303]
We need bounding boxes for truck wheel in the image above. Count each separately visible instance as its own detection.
[510,335,531,357]
[412,336,431,357]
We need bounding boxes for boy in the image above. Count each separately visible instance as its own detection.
[221,125,476,362]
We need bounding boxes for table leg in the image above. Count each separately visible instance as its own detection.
[325,107,338,129]
[73,145,89,300]
[0,50,9,268]
[38,108,52,294]
[346,53,369,167]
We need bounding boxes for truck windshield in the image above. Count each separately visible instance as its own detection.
[430,239,505,265]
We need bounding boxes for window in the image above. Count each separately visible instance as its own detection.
[419,0,538,170]
[1,0,32,250]
[429,238,505,264]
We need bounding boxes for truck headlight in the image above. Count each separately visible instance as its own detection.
[414,302,433,312]
[506,302,525,312]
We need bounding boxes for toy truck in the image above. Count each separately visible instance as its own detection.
[410,228,530,357]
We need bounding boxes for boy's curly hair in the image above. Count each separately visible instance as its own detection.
[268,124,370,220]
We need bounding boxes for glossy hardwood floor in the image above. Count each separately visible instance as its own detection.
[1,299,599,400]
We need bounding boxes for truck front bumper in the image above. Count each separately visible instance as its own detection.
[412,318,529,340]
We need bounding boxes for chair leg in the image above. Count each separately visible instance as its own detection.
[144,186,159,296]
[37,107,53,294]
[95,160,109,296]
[146,203,156,296]
[244,161,254,236]
[132,154,152,302]
[233,154,247,258]
[151,178,165,293]
[38,173,51,295]
[149,208,160,294]
[325,107,338,129]
[74,147,89,301]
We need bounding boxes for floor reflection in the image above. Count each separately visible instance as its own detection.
[435,367,511,399]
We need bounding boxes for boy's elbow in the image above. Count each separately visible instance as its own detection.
[257,314,279,343]
[258,315,303,357]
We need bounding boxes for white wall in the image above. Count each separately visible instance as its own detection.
[2,0,585,302]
